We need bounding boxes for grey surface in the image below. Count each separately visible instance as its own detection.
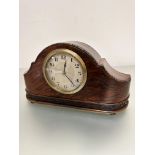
[20,66,135,155]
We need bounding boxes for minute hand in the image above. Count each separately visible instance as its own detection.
[64,74,75,86]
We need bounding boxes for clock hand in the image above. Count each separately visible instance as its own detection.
[64,74,75,86]
[63,60,67,74]
[63,60,75,86]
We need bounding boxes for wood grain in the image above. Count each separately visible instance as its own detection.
[24,41,131,113]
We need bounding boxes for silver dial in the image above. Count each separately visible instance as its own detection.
[43,49,87,94]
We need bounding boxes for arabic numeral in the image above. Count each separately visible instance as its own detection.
[64,85,67,89]
[78,71,82,75]
[61,55,66,60]
[50,62,54,67]
[75,64,79,68]
[55,57,58,61]
[57,82,60,86]
[51,77,55,81]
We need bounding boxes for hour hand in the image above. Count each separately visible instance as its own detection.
[63,61,67,74]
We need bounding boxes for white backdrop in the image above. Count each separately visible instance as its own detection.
[20,0,134,68]
[20,1,135,155]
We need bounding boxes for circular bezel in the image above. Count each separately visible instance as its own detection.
[43,49,87,94]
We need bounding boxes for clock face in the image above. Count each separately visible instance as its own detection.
[43,49,87,94]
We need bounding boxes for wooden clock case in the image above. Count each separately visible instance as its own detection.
[24,41,131,114]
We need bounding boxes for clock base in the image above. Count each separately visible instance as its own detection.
[26,93,129,115]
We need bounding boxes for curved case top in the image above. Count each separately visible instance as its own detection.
[24,41,131,114]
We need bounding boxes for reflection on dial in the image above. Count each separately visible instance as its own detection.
[44,49,87,94]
